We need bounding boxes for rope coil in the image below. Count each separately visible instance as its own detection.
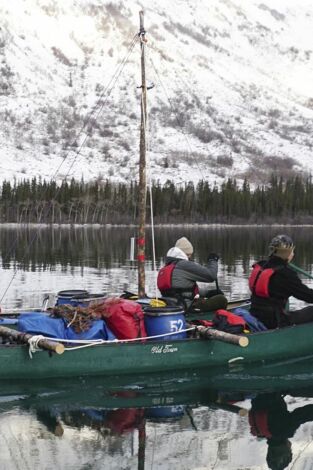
[28,335,46,358]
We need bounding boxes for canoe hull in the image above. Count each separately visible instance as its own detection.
[0,321,312,379]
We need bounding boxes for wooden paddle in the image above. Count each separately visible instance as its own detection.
[227,298,250,309]
[188,323,249,347]
[0,298,251,324]
[289,263,313,280]
[0,308,47,316]
[212,401,249,416]
[0,293,251,315]
[0,325,64,355]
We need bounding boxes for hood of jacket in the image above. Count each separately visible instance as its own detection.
[166,247,189,261]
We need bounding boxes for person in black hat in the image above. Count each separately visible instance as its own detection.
[249,234,313,329]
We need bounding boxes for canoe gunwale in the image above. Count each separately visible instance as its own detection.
[0,322,305,352]
[0,321,311,380]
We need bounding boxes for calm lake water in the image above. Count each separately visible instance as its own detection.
[1,225,313,469]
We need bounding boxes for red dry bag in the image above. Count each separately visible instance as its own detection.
[95,298,147,339]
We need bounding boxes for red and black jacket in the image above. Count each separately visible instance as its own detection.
[157,261,179,294]
[157,260,198,298]
[249,264,279,298]
[249,256,313,328]
[248,393,313,443]
[249,409,272,438]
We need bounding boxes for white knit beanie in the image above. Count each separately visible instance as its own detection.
[175,237,193,255]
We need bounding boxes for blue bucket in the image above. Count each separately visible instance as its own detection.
[56,290,89,306]
[144,306,187,341]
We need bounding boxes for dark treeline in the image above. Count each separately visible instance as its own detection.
[1,175,313,224]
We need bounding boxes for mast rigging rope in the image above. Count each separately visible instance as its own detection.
[0,34,139,304]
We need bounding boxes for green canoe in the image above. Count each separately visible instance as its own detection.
[0,320,313,380]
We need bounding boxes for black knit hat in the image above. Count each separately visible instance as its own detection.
[266,439,292,470]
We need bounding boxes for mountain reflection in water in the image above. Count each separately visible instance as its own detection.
[1,360,313,469]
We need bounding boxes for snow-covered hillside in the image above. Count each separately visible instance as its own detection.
[1,0,313,186]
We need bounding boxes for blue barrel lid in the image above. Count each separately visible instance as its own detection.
[144,306,185,317]
[57,289,89,299]
[71,293,106,303]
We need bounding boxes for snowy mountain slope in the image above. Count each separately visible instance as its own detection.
[0,0,313,186]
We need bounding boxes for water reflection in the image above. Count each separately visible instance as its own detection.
[2,361,313,469]
[1,225,313,309]
[1,225,313,270]
[249,392,313,470]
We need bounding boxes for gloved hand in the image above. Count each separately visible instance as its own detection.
[207,253,219,262]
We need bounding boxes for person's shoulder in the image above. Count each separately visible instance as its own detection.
[175,259,200,270]
[253,259,267,267]
[285,264,298,275]
[175,259,193,266]
[276,262,297,279]
[267,256,288,269]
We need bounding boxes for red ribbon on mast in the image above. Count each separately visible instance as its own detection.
[137,238,145,247]
[137,237,145,262]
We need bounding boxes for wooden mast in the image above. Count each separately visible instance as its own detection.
[137,418,146,470]
[138,11,147,298]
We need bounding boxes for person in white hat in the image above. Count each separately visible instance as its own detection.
[157,236,227,311]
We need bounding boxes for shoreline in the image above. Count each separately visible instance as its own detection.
[1,222,313,229]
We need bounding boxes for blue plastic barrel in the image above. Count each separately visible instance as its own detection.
[144,306,187,340]
[146,405,185,419]
[56,290,89,306]
[71,293,106,307]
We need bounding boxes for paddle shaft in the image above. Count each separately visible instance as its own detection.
[213,401,248,416]
[289,263,313,280]
[0,298,251,317]
[0,308,46,316]
[0,325,64,354]
[227,298,250,309]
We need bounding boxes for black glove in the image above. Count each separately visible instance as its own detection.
[207,253,219,262]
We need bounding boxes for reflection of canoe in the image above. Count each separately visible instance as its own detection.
[0,354,313,402]
[2,360,313,470]
[0,358,313,449]
[205,355,313,394]
[0,375,217,413]
[0,374,248,449]
[2,320,313,379]
[1,358,313,420]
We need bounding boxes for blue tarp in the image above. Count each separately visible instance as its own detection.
[17,312,116,341]
[0,317,18,325]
